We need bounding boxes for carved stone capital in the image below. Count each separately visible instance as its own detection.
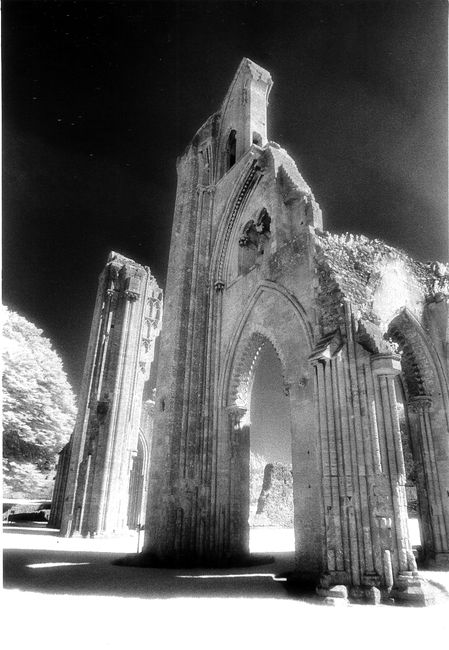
[226,405,247,415]
[407,395,432,413]
[370,353,402,376]
[196,184,216,196]
[310,357,329,368]
[226,405,247,427]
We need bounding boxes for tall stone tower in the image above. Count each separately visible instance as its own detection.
[143,58,323,568]
[144,58,449,602]
[56,251,162,537]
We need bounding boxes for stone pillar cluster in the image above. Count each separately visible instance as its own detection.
[312,308,418,595]
[55,252,162,537]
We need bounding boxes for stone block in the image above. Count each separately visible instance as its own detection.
[329,585,348,599]
[366,586,381,605]
[323,596,348,607]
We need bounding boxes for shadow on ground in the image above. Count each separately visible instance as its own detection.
[4,526,448,605]
[4,544,304,601]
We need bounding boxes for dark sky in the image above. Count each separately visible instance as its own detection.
[3,0,448,395]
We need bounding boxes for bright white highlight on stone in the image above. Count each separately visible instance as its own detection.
[27,562,91,569]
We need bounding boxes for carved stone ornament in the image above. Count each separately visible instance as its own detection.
[427,261,449,303]
[238,208,271,253]
[125,289,140,302]
[214,279,225,293]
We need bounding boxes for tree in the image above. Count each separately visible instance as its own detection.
[2,306,77,498]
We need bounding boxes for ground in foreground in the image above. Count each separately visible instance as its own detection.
[2,526,449,650]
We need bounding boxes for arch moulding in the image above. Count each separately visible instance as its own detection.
[220,280,314,410]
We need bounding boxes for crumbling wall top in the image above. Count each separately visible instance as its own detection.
[314,231,447,334]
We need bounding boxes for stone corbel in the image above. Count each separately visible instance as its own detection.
[124,289,140,302]
[214,279,225,293]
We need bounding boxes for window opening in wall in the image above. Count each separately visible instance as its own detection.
[248,342,294,553]
[227,129,236,169]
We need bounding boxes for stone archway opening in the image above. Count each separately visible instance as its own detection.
[246,341,294,553]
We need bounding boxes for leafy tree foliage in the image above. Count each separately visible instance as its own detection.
[2,306,76,498]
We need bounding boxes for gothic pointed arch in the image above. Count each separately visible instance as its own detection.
[387,308,449,410]
[219,280,313,408]
[228,331,286,411]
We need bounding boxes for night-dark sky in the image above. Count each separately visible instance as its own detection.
[3,0,448,394]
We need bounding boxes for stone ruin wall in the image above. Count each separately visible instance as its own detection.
[51,58,449,604]
[53,252,162,537]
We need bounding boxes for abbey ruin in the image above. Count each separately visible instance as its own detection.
[51,252,162,536]
[53,59,449,603]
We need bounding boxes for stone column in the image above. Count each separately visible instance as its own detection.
[370,354,433,602]
[227,405,250,560]
[312,357,351,585]
[288,376,323,580]
[408,396,449,566]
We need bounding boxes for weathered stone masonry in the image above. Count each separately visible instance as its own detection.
[143,58,449,599]
[53,252,162,536]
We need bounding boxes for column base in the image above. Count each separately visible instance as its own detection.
[316,570,445,606]
[315,572,349,605]
[316,573,383,605]
[390,572,438,606]
[432,552,449,569]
